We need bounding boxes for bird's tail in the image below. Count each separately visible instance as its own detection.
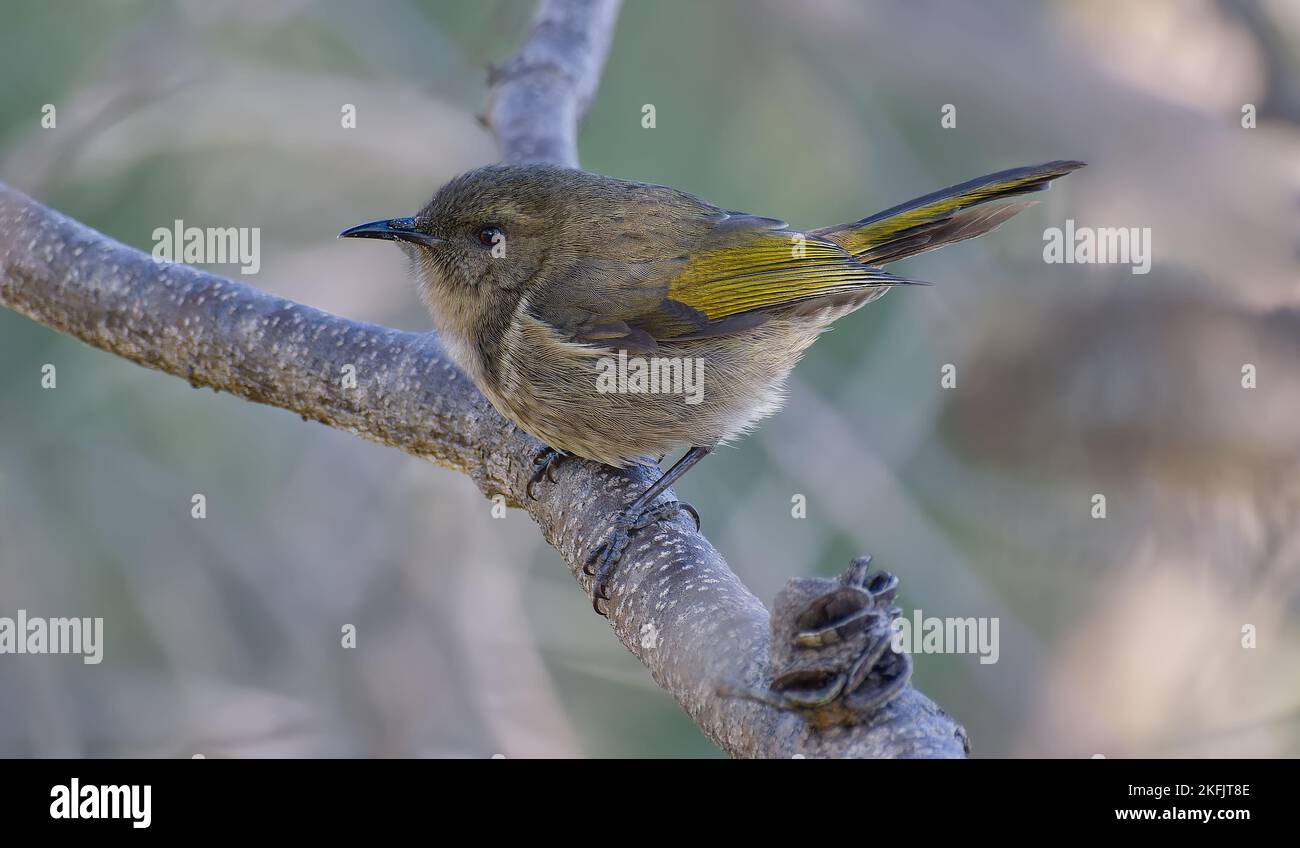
[812,160,1085,267]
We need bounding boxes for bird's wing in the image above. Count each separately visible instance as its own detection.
[529,208,915,352]
[650,214,915,337]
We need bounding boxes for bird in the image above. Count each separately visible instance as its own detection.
[340,159,1084,612]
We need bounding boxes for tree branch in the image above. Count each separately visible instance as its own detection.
[0,0,968,758]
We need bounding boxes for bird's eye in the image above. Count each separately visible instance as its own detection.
[475,225,503,248]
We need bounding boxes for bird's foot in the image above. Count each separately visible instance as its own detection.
[584,499,701,616]
[526,446,568,500]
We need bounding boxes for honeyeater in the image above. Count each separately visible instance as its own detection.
[341,160,1084,610]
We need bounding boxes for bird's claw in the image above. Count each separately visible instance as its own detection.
[526,447,567,500]
[678,501,701,532]
[585,499,687,616]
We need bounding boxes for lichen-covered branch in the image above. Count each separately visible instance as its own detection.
[0,0,967,758]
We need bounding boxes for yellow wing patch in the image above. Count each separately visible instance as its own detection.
[665,231,901,322]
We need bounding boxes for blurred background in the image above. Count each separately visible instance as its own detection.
[1,0,1298,757]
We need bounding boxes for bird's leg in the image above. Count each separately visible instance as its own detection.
[585,446,712,615]
[526,446,568,500]
[649,454,702,531]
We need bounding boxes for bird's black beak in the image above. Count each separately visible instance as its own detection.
[338,217,443,248]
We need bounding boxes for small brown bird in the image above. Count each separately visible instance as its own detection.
[341,160,1083,610]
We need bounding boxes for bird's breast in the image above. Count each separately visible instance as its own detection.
[482,311,822,466]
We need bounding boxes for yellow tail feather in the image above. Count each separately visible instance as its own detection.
[813,160,1085,266]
